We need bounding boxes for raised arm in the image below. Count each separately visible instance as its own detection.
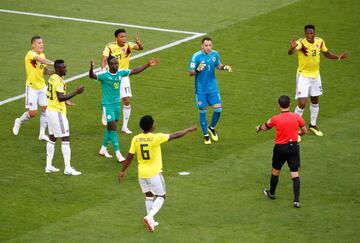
[256,123,270,133]
[33,55,54,66]
[168,125,197,141]
[57,85,85,102]
[288,39,298,55]
[118,153,135,183]
[130,58,159,75]
[101,55,108,69]
[44,67,55,75]
[89,60,97,79]
[323,51,350,60]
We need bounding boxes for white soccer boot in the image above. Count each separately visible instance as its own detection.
[99,147,112,158]
[121,127,132,134]
[45,166,60,173]
[143,216,155,232]
[12,118,21,135]
[64,167,82,176]
[116,152,126,163]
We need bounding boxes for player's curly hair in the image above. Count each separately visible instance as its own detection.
[114,28,126,37]
[140,115,154,132]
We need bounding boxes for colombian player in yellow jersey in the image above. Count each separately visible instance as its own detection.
[101,29,144,135]
[288,25,350,136]
[118,115,196,232]
[13,36,55,141]
[45,59,85,175]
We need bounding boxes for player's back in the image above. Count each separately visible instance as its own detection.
[130,132,169,178]
[271,112,304,144]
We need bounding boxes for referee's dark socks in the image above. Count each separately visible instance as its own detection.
[270,175,279,195]
[292,177,300,202]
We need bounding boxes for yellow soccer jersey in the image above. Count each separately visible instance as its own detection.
[295,37,328,78]
[47,74,66,114]
[129,132,170,178]
[25,50,47,90]
[102,41,137,69]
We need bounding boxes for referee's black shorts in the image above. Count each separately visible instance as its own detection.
[272,142,300,172]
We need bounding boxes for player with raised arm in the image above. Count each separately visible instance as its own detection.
[188,37,232,145]
[288,24,350,137]
[101,29,144,134]
[118,115,196,232]
[256,95,307,208]
[13,36,54,141]
[90,56,159,161]
[45,60,84,175]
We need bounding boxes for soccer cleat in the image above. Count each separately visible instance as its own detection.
[99,147,113,158]
[154,221,159,227]
[116,153,126,163]
[45,166,60,173]
[207,126,219,142]
[309,125,324,136]
[39,134,50,142]
[12,118,21,135]
[204,135,211,145]
[263,188,276,200]
[64,167,82,176]
[143,216,155,233]
[121,127,133,134]
[293,202,301,208]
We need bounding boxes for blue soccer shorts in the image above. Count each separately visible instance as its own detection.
[195,92,221,109]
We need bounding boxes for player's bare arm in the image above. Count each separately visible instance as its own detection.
[100,55,108,69]
[288,39,298,55]
[130,58,160,75]
[133,36,144,50]
[89,60,97,79]
[43,67,55,75]
[33,55,54,66]
[57,85,85,102]
[168,125,197,141]
[323,51,351,60]
[118,153,135,183]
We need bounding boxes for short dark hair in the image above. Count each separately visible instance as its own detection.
[114,28,126,37]
[54,59,65,69]
[139,115,154,132]
[107,55,116,64]
[278,95,291,109]
[202,37,212,44]
[31,36,41,43]
[304,24,315,31]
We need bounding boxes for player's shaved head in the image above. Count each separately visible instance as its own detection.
[31,36,42,43]
[54,59,67,76]
[140,115,154,132]
[278,95,291,109]
[114,28,126,37]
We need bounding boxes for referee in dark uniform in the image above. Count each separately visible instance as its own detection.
[256,95,307,208]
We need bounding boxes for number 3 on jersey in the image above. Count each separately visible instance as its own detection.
[140,144,150,160]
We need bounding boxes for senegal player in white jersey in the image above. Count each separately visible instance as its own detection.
[288,25,350,136]
[46,60,85,175]
[101,29,144,134]
[89,56,159,162]
[13,36,55,141]
[119,115,196,232]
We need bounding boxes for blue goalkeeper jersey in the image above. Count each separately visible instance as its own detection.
[188,50,221,94]
[96,69,131,105]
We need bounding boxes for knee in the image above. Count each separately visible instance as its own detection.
[272,168,281,176]
[41,106,47,113]
[291,171,299,178]
[214,107,222,113]
[28,110,37,118]
[145,191,154,197]
[122,98,130,105]
[49,135,56,142]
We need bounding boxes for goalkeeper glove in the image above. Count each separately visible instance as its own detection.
[196,61,206,72]
[222,65,232,72]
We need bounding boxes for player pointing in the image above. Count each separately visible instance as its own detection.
[188,37,232,145]
[288,24,350,136]
[101,29,144,134]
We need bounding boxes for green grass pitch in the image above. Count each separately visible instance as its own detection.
[0,0,359,242]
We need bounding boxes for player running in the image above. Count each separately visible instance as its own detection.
[101,29,144,134]
[188,37,232,145]
[118,115,196,232]
[288,24,350,136]
[89,56,159,162]
[45,60,84,175]
[13,36,54,141]
[256,95,307,208]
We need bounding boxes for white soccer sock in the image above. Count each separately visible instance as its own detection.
[39,111,47,135]
[122,104,131,129]
[46,141,55,168]
[19,111,30,123]
[61,141,71,171]
[145,197,154,214]
[147,196,164,218]
[294,106,304,117]
[310,103,319,126]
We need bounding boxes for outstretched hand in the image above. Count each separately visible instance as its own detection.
[90,59,95,69]
[290,39,297,49]
[134,36,141,44]
[118,171,125,184]
[255,125,262,133]
[187,124,197,132]
[338,52,350,60]
[76,85,85,94]
[65,100,75,106]
[148,58,160,66]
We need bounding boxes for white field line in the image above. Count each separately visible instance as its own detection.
[0,9,204,35]
[0,10,206,106]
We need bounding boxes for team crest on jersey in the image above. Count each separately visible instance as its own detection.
[316,44,320,48]
[122,48,125,52]
[198,101,202,105]
[212,57,216,62]
[107,115,112,119]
